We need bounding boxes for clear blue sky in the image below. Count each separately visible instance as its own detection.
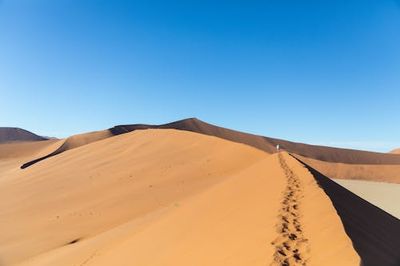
[1,0,399,151]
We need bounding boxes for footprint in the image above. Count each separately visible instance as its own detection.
[270,154,310,265]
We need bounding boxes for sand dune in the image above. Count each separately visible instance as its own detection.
[0,140,59,175]
[3,120,400,265]
[113,118,400,164]
[0,128,48,143]
[21,118,400,170]
[0,129,269,265]
[0,140,58,161]
[20,130,113,168]
[1,130,360,266]
[294,154,400,184]
[22,118,277,169]
[61,153,358,266]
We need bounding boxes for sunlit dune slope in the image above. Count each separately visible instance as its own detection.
[112,118,400,164]
[22,118,278,169]
[21,118,400,169]
[46,153,357,266]
[0,129,267,265]
[0,140,58,161]
[20,130,113,168]
[0,130,359,266]
[0,139,59,174]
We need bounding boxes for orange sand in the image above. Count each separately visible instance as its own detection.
[0,130,359,265]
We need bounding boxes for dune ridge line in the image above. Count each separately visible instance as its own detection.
[271,153,310,266]
[19,118,400,170]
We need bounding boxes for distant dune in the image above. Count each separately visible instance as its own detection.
[20,118,400,170]
[390,148,400,154]
[112,118,400,164]
[333,179,400,219]
[20,118,400,184]
[0,127,48,143]
[294,154,400,184]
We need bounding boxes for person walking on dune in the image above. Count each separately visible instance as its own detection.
[276,144,280,152]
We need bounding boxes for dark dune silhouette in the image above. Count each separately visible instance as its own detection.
[0,127,47,143]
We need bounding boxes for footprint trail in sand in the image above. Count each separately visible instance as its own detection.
[271,153,311,266]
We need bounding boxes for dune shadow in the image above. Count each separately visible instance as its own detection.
[295,156,400,266]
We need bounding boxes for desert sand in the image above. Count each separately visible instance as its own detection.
[0,129,359,266]
[20,130,113,169]
[0,139,59,175]
[1,119,400,265]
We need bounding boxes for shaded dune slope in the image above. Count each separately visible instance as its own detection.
[0,127,47,143]
[296,157,400,266]
[21,118,400,169]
